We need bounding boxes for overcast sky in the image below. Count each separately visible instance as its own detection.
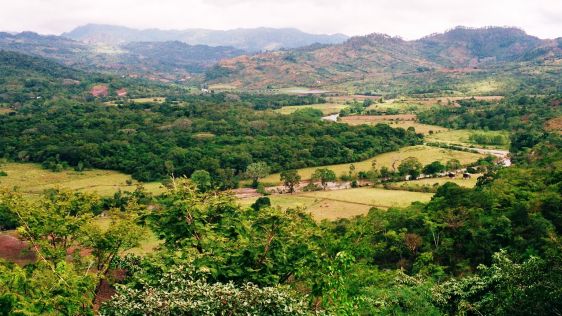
[1,0,561,39]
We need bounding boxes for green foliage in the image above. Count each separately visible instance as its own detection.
[434,250,562,315]
[280,169,301,193]
[0,261,96,315]
[100,265,309,316]
[422,161,446,175]
[0,95,421,183]
[398,157,423,179]
[190,170,213,192]
[246,162,270,188]
[312,168,336,190]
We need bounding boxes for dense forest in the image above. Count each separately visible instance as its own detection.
[0,94,421,183]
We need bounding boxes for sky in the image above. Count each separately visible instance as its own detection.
[1,0,561,39]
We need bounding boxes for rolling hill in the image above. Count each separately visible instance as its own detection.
[209,27,562,94]
[63,24,349,52]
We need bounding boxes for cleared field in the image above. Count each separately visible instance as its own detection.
[426,129,510,149]
[0,108,15,115]
[208,84,237,91]
[240,187,433,221]
[545,116,562,134]
[104,97,166,106]
[0,163,165,196]
[277,87,330,94]
[340,116,448,135]
[275,103,348,115]
[261,145,485,184]
[393,175,479,189]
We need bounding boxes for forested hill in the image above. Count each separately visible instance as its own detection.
[0,50,179,103]
[0,32,248,81]
[209,27,562,93]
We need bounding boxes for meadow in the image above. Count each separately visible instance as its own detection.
[339,115,448,135]
[240,187,434,221]
[426,129,510,149]
[0,163,165,197]
[261,145,485,184]
[275,103,348,115]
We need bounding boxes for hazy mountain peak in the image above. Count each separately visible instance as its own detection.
[62,24,349,51]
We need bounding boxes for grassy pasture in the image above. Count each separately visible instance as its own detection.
[0,108,14,115]
[393,175,479,189]
[0,163,165,197]
[240,187,433,221]
[426,129,510,149]
[275,103,348,115]
[339,115,448,135]
[261,145,485,184]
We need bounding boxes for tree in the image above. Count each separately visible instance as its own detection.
[100,265,308,316]
[422,161,446,175]
[246,162,270,188]
[445,159,462,171]
[280,169,301,193]
[312,168,336,190]
[398,157,423,179]
[190,170,212,192]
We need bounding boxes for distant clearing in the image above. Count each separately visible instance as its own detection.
[339,115,449,135]
[426,129,510,149]
[104,97,166,106]
[0,163,165,197]
[277,87,330,94]
[0,108,14,115]
[275,103,348,115]
[545,116,562,134]
[240,187,433,221]
[261,145,485,184]
[393,176,478,189]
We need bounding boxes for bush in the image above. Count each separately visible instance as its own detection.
[0,171,7,177]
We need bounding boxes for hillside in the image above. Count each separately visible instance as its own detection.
[0,50,178,102]
[63,24,349,52]
[210,27,562,94]
[0,32,247,81]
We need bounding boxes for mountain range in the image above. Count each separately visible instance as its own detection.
[0,26,560,94]
[62,24,349,52]
[210,26,562,93]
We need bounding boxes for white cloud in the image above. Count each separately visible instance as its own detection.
[0,0,560,39]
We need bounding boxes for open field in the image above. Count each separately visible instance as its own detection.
[240,187,434,220]
[545,116,562,134]
[339,115,448,135]
[261,145,485,184]
[0,163,165,197]
[393,175,479,189]
[104,97,166,106]
[275,103,348,115]
[0,107,15,115]
[426,129,510,149]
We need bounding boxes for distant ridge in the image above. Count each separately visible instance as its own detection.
[62,24,349,52]
[210,26,562,90]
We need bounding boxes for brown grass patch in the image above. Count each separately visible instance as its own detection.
[545,116,562,134]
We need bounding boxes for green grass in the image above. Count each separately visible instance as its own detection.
[240,187,434,221]
[275,103,348,115]
[261,145,485,184]
[340,117,448,135]
[393,175,479,189]
[0,163,165,197]
[426,129,510,149]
